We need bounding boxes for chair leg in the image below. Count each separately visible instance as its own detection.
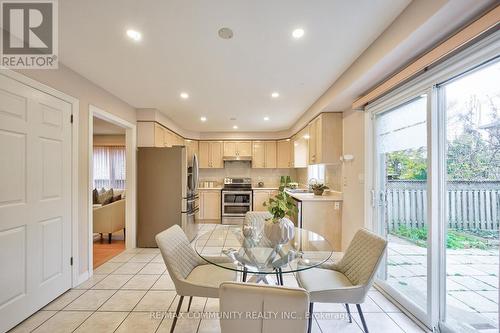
[308,302,314,333]
[170,295,184,333]
[356,304,369,333]
[278,268,284,286]
[242,266,247,282]
[187,296,193,312]
[345,304,352,323]
[108,233,112,244]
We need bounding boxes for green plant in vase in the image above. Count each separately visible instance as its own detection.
[263,183,297,245]
[311,183,329,196]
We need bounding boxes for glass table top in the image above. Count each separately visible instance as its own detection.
[194,225,333,274]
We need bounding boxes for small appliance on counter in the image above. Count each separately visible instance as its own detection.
[221,177,252,225]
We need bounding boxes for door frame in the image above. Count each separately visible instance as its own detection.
[0,69,81,287]
[364,32,500,331]
[88,104,136,275]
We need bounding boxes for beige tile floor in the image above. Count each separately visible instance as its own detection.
[10,225,427,333]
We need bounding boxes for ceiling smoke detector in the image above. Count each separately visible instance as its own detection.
[218,27,234,39]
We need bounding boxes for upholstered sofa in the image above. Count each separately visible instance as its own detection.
[93,191,125,243]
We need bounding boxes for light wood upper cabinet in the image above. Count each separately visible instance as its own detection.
[199,141,223,168]
[277,139,292,168]
[265,141,277,168]
[293,128,309,168]
[223,141,252,157]
[138,121,189,148]
[308,113,342,165]
[154,124,165,147]
[223,141,237,157]
[252,141,277,168]
[185,139,199,165]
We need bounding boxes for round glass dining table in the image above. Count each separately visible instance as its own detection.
[194,225,333,284]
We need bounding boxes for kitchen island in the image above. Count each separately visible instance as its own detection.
[286,189,343,251]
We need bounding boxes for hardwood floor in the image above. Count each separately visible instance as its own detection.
[93,234,125,268]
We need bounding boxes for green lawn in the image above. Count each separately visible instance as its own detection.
[391,225,494,249]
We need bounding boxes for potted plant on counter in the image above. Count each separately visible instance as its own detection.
[311,183,329,196]
[263,187,297,246]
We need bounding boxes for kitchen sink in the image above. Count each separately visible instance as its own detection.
[285,188,312,193]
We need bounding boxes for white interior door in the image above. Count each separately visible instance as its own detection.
[0,74,72,332]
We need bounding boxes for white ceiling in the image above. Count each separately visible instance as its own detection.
[93,117,126,135]
[60,0,410,132]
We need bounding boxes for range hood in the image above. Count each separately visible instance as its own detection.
[223,155,252,161]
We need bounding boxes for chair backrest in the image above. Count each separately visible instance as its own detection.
[336,228,387,286]
[155,225,202,285]
[219,282,310,333]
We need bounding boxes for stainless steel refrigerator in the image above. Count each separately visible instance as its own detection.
[137,146,199,247]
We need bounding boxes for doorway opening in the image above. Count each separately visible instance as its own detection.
[89,105,137,272]
[91,116,127,267]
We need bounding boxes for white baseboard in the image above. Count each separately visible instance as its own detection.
[75,271,91,287]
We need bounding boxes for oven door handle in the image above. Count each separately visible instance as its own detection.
[222,191,252,195]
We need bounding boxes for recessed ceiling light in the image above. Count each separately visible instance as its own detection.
[218,27,234,39]
[180,92,189,99]
[126,29,142,41]
[200,116,207,122]
[292,28,305,39]
[233,125,238,129]
[271,92,280,98]
[264,116,270,121]
[303,134,310,139]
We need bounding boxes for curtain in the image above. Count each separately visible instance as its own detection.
[93,146,126,189]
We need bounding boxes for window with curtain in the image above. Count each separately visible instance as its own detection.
[93,146,126,189]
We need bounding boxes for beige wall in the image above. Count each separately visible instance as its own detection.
[17,64,136,276]
[93,135,126,146]
[341,110,366,250]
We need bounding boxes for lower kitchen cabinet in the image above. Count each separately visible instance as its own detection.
[253,189,278,211]
[198,190,221,222]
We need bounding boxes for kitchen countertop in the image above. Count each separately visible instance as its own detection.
[198,187,222,190]
[285,189,343,202]
[252,187,279,190]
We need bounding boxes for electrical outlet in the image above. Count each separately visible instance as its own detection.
[334,202,340,210]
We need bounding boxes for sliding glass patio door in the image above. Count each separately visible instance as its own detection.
[440,58,499,333]
[368,35,499,332]
[372,94,431,325]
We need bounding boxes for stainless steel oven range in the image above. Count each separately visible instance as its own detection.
[221,177,252,224]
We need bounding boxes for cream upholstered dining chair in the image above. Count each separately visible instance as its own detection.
[156,225,237,333]
[297,228,387,333]
[219,282,310,333]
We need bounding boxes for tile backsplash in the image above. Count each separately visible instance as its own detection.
[199,161,297,188]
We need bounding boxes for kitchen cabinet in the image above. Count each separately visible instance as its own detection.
[301,200,342,251]
[137,121,187,148]
[253,189,278,211]
[293,128,309,168]
[199,141,224,168]
[277,139,293,168]
[185,139,198,165]
[154,124,165,147]
[307,113,342,165]
[252,141,277,168]
[223,141,252,157]
[198,189,221,221]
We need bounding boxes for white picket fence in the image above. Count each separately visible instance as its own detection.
[386,180,500,231]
